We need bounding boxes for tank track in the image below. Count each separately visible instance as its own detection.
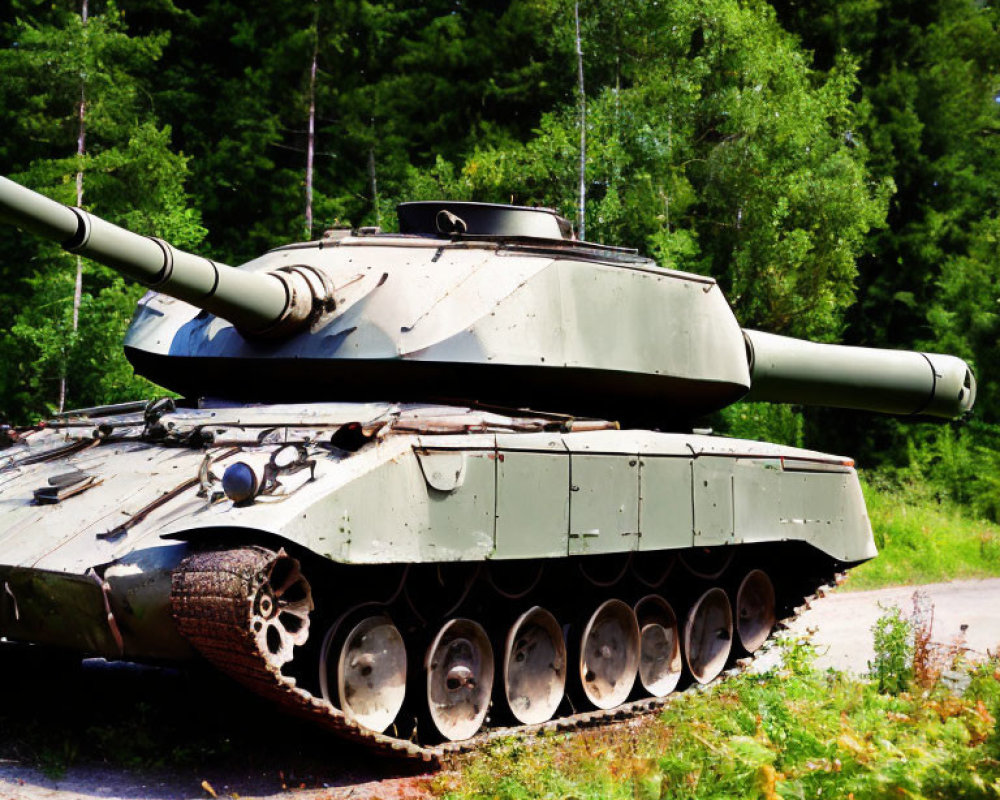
[171,547,436,761]
[171,546,841,769]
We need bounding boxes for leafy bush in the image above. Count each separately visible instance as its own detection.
[717,402,805,448]
[907,422,1000,524]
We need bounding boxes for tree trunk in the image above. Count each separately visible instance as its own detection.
[574,0,586,240]
[304,2,319,239]
[62,0,88,413]
[368,117,381,228]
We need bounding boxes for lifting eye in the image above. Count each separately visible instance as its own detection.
[269,443,309,470]
[435,209,467,236]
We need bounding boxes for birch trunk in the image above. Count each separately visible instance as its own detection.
[62,0,88,413]
[304,3,319,239]
[368,117,381,228]
[574,0,586,241]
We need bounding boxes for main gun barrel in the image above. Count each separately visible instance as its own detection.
[743,329,976,420]
[0,176,327,336]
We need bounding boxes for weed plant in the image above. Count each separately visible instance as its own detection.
[439,633,1000,800]
[869,605,914,694]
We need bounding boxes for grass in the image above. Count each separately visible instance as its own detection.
[436,637,1000,800]
[844,476,1000,590]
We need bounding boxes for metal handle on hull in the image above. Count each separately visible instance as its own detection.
[743,329,976,420]
[0,176,329,336]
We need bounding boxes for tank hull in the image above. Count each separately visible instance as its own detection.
[0,402,874,664]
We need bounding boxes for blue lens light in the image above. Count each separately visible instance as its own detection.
[222,462,258,503]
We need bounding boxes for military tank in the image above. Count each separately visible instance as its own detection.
[0,176,976,761]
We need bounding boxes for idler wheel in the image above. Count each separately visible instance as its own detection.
[634,595,682,697]
[321,615,407,733]
[683,587,732,684]
[426,619,494,741]
[250,552,313,669]
[736,569,776,654]
[503,607,567,724]
[578,599,640,709]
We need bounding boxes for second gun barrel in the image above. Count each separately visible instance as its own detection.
[743,329,976,419]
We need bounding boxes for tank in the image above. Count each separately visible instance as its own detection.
[0,176,977,761]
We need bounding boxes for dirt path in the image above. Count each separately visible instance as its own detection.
[768,577,1000,673]
[0,765,435,800]
[2,578,998,800]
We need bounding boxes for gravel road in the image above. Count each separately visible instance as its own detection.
[769,577,1000,673]
[1,577,998,800]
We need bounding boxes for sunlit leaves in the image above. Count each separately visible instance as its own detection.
[420,0,888,339]
[0,1,201,420]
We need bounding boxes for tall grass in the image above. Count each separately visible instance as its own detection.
[437,638,1000,800]
[846,476,1000,590]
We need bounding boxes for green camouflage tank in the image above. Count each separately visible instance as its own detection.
[0,177,975,760]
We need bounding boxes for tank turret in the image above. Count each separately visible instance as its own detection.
[0,176,975,425]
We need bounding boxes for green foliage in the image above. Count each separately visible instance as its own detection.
[847,476,1000,589]
[869,605,914,694]
[0,2,202,421]
[440,646,1000,800]
[773,0,1000,358]
[929,216,1000,421]
[902,423,1000,523]
[717,402,805,448]
[0,1,170,164]
[137,0,577,262]
[425,0,888,339]
[846,421,1000,526]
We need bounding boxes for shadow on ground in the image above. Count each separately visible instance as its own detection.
[0,642,432,799]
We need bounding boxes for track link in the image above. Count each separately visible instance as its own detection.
[171,546,843,768]
[170,547,440,764]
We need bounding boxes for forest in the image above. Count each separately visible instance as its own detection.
[0,0,998,518]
